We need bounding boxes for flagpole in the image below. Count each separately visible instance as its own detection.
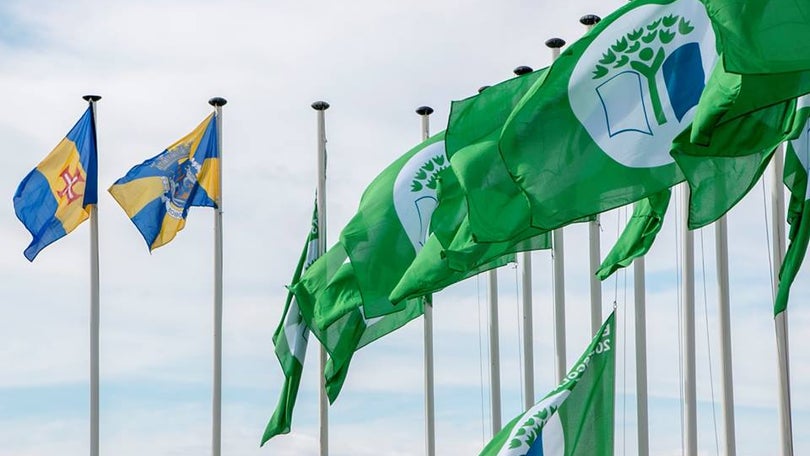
[312,100,330,456]
[633,244,650,456]
[546,36,567,382]
[415,105,436,456]
[512,65,536,410]
[771,145,794,456]
[83,94,101,456]
[681,185,697,456]
[715,216,737,456]
[488,268,502,433]
[208,96,227,456]
[578,15,604,337]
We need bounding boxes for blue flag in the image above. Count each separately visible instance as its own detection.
[109,113,219,250]
[14,107,98,261]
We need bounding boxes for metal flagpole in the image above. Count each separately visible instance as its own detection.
[633,243,650,456]
[579,14,604,336]
[546,36,567,382]
[208,96,227,456]
[488,269,502,433]
[681,185,697,456]
[83,94,101,456]
[771,145,794,456]
[512,65,536,410]
[415,105,436,456]
[715,216,737,456]
[312,100,330,456]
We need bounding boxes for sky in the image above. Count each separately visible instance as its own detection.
[1,0,809,455]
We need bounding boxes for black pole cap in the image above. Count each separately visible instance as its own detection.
[580,14,601,26]
[478,85,490,94]
[513,66,533,76]
[416,106,434,116]
[82,95,102,102]
[545,37,566,49]
[208,97,227,107]
[311,101,330,111]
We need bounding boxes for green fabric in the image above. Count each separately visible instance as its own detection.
[388,70,553,300]
[262,204,320,445]
[597,190,670,280]
[294,128,542,401]
[701,0,810,74]
[455,0,809,245]
[672,99,795,228]
[443,69,549,244]
[494,0,694,240]
[338,132,446,319]
[776,104,810,315]
[480,312,616,456]
[691,57,810,145]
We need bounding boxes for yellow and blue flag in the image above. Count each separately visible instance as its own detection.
[109,113,219,250]
[14,107,98,261]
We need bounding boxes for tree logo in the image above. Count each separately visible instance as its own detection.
[393,140,448,252]
[569,0,717,168]
[500,390,569,456]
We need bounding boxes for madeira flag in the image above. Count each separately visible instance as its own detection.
[109,113,219,250]
[14,107,98,261]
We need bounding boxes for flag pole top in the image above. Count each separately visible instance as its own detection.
[545,37,566,49]
[311,101,330,111]
[82,95,102,102]
[208,97,227,107]
[478,85,490,94]
[579,14,601,26]
[513,66,533,76]
[415,106,434,116]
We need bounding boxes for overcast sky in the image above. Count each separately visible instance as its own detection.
[1,1,809,455]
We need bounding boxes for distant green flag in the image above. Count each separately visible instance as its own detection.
[597,190,670,281]
[777,99,810,316]
[293,132,525,401]
[480,312,616,456]
[292,242,422,402]
[701,0,810,74]
[442,68,550,244]
[261,203,320,445]
[389,71,553,301]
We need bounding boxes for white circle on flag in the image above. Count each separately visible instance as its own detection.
[568,0,717,168]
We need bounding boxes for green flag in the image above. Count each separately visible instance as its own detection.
[671,98,794,228]
[334,132,448,319]
[480,312,616,456]
[293,243,423,402]
[701,0,810,74]
[777,99,810,315]
[689,57,810,145]
[293,132,522,400]
[460,0,803,244]
[389,71,553,301]
[597,190,670,281]
[442,69,550,245]
[261,203,320,445]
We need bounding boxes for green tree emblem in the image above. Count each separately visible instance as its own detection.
[592,14,696,126]
[410,155,448,192]
[507,404,559,450]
